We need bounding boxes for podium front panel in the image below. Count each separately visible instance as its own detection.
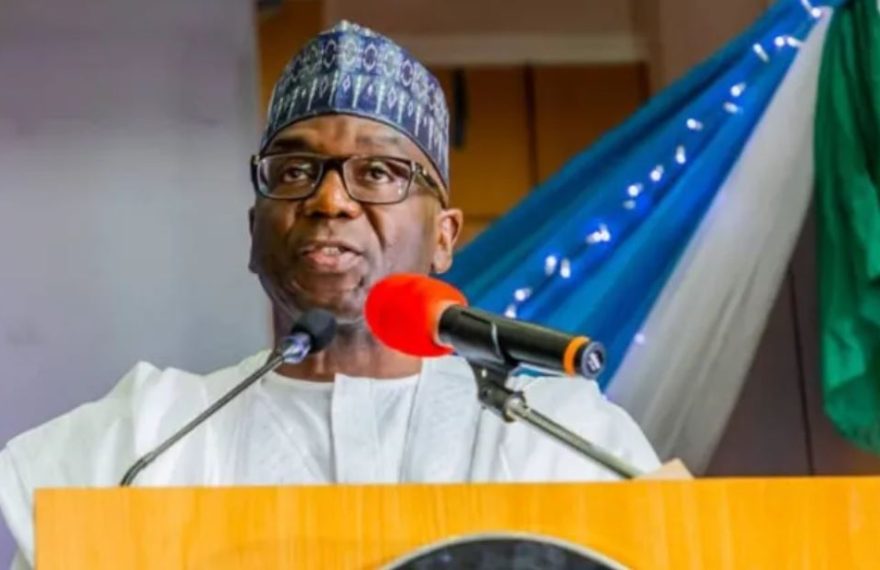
[36,478,880,568]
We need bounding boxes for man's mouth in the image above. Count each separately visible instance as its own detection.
[298,241,363,272]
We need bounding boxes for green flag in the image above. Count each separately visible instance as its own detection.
[817,0,880,451]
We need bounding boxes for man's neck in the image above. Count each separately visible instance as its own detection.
[272,311,422,381]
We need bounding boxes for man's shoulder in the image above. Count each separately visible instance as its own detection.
[1,351,268,481]
[4,360,166,461]
[511,373,661,474]
[8,355,259,446]
[432,356,660,475]
[0,351,269,564]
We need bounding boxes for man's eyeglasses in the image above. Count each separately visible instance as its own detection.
[250,153,447,207]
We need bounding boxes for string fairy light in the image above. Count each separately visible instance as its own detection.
[497,7,818,323]
[799,0,823,19]
[514,287,532,302]
[675,146,687,165]
[650,165,665,182]
[544,255,558,276]
[752,43,770,63]
[559,258,572,279]
[686,118,704,131]
[586,224,612,245]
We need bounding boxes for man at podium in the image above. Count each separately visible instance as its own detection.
[0,22,659,569]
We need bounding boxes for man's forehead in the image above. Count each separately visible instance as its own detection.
[271,116,406,148]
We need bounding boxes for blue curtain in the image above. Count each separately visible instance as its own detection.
[444,0,839,387]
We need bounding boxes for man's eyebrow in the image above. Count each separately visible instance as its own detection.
[355,134,406,151]
[265,135,315,154]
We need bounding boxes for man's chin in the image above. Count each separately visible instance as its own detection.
[285,292,365,326]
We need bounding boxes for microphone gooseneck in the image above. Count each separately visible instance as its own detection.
[119,309,336,486]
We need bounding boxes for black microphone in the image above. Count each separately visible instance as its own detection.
[119,309,336,486]
[365,274,606,379]
[439,305,606,379]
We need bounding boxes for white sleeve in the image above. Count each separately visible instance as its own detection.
[513,375,662,477]
[9,551,30,570]
[601,396,662,473]
[0,450,33,568]
[0,361,163,566]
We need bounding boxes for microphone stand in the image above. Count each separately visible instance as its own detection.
[468,360,643,480]
[119,334,311,486]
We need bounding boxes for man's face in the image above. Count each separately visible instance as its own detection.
[249,115,462,327]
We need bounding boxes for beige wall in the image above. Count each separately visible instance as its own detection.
[318,0,778,81]
[634,0,771,89]
[258,0,322,111]
[324,0,636,34]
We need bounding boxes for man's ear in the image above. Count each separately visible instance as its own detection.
[247,206,258,274]
[431,208,463,274]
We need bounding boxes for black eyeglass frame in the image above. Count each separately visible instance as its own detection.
[249,152,448,207]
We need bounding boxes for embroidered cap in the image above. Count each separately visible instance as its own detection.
[261,21,450,187]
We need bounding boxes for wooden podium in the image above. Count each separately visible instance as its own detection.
[36,478,880,568]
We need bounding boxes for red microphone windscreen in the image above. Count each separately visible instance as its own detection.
[365,273,468,357]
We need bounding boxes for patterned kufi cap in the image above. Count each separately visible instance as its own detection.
[261,21,450,187]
